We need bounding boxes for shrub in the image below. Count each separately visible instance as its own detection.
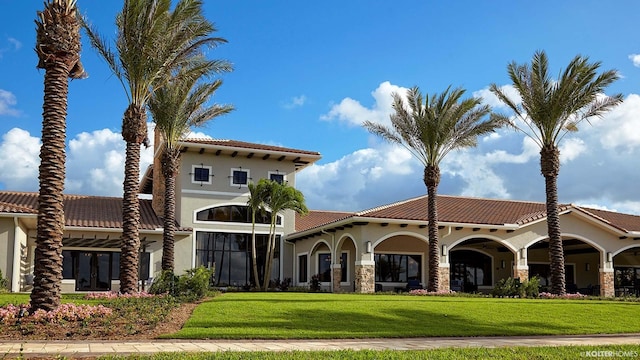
[149,270,179,296]
[177,266,212,300]
[491,276,540,298]
[0,270,8,293]
[149,267,213,301]
[310,274,322,292]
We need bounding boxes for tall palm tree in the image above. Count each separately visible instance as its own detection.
[148,59,233,272]
[490,50,622,295]
[32,0,86,312]
[84,0,225,293]
[364,86,502,292]
[262,180,308,290]
[247,179,268,291]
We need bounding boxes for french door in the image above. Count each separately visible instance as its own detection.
[76,252,111,291]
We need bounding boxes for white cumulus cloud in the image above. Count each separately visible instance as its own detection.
[321,81,408,127]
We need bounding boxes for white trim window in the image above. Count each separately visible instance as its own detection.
[191,165,213,185]
[268,171,286,184]
[230,168,250,188]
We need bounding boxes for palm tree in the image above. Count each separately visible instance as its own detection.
[84,0,226,293]
[261,180,308,290]
[247,179,268,291]
[364,86,502,292]
[148,59,233,272]
[31,0,86,312]
[490,50,622,295]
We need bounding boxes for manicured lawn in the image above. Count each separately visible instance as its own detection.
[97,345,640,359]
[170,292,640,339]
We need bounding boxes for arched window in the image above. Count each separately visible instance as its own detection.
[196,205,282,225]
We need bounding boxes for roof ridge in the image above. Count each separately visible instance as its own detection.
[357,194,428,216]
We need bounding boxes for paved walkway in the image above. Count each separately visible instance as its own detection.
[1,334,640,358]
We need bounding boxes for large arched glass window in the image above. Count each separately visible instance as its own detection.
[196,205,281,225]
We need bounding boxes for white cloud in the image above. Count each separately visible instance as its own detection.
[473,85,521,110]
[559,138,586,163]
[0,89,20,116]
[0,125,155,197]
[594,94,640,152]
[7,38,21,50]
[283,95,307,109]
[185,130,212,139]
[0,128,41,190]
[628,54,640,67]
[320,81,408,127]
[297,143,422,211]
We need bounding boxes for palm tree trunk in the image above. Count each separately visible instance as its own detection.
[120,140,141,293]
[262,221,276,290]
[541,145,565,295]
[161,149,178,271]
[250,217,261,291]
[424,165,441,292]
[119,104,147,293]
[31,61,69,312]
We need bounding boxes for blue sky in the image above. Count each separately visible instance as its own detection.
[2,1,640,213]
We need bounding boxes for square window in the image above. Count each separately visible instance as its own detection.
[191,165,212,184]
[270,173,285,184]
[231,168,249,187]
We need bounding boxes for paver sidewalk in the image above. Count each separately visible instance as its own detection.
[1,334,640,358]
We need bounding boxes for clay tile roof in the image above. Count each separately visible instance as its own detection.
[0,191,188,231]
[181,138,321,156]
[359,195,552,226]
[293,195,582,234]
[295,210,354,232]
[576,206,640,233]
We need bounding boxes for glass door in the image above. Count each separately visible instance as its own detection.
[75,252,111,291]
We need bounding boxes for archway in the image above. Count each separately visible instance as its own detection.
[526,236,602,294]
[612,246,640,296]
[448,237,515,293]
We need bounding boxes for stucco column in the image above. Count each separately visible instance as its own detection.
[355,261,375,293]
[438,264,450,292]
[331,264,342,293]
[599,269,614,297]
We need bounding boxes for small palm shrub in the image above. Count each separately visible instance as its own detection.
[491,276,540,298]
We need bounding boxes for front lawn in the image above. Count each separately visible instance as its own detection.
[170,292,640,339]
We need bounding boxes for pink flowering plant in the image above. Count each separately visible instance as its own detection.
[0,303,112,325]
[539,292,587,299]
[84,291,158,300]
[409,289,456,296]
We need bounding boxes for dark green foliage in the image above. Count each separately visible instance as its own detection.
[149,270,179,296]
[149,267,213,301]
[0,270,8,293]
[491,276,540,298]
[310,274,322,292]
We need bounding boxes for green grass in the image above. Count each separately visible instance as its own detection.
[97,345,640,359]
[170,292,640,339]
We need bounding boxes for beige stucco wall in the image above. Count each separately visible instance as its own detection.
[0,217,14,290]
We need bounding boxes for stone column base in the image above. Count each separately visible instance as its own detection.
[514,267,529,282]
[599,270,614,297]
[332,264,342,293]
[355,264,375,293]
[438,265,450,293]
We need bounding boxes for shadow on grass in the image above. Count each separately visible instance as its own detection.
[169,297,589,339]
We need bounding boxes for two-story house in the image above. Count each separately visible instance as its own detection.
[0,136,639,297]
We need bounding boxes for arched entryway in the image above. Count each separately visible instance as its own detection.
[612,246,640,296]
[525,236,602,295]
[448,237,516,293]
[371,233,428,292]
